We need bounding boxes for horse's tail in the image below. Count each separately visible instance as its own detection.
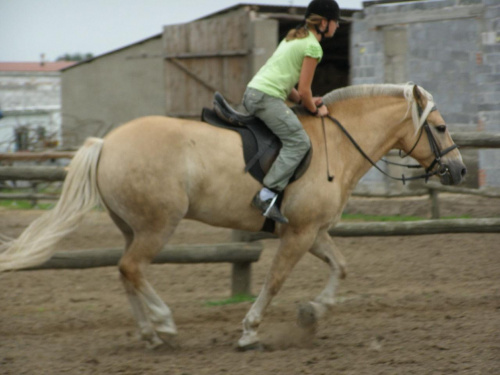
[0,137,104,272]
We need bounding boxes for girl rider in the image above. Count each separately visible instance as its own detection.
[243,0,342,223]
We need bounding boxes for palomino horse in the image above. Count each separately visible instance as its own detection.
[0,83,466,350]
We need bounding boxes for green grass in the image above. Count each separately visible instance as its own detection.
[1,185,61,210]
[0,188,477,221]
[0,200,54,210]
[205,294,256,307]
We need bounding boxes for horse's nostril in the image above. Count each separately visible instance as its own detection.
[461,167,467,177]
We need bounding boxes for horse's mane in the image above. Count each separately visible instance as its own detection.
[322,82,435,132]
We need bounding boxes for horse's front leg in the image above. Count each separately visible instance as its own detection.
[298,229,347,327]
[238,227,317,350]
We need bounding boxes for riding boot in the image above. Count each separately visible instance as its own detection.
[251,188,289,224]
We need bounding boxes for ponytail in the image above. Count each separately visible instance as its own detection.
[286,14,324,41]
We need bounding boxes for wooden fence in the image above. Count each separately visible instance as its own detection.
[0,132,498,291]
[232,218,500,243]
[26,243,263,297]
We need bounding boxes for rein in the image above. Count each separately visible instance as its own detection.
[322,102,458,184]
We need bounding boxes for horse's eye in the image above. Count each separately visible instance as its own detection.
[436,125,446,133]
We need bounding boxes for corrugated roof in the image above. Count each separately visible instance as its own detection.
[0,61,76,72]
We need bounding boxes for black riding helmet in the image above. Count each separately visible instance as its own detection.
[304,0,343,39]
[305,0,342,21]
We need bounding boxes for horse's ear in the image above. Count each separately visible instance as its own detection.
[412,84,426,109]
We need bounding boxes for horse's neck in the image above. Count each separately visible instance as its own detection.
[329,96,410,190]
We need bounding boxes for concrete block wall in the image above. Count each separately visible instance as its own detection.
[478,0,500,186]
[350,0,499,190]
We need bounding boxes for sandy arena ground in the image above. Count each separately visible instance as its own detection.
[0,194,499,374]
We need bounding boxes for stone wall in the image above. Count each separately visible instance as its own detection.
[350,0,499,190]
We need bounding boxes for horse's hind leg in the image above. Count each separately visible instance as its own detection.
[107,209,166,348]
[299,229,347,327]
[118,231,178,347]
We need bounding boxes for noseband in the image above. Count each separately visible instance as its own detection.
[324,100,459,184]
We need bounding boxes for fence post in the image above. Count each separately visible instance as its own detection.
[30,182,38,207]
[231,262,252,296]
[429,188,440,219]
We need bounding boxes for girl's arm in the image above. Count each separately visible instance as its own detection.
[297,57,328,116]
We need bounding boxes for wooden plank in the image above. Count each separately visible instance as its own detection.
[429,188,440,220]
[329,218,500,237]
[165,58,234,106]
[425,181,500,198]
[0,166,67,181]
[164,24,188,115]
[231,262,252,296]
[167,58,219,95]
[0,152,75,161]
[232,218,500,241]
[26,242,263,270]
[224,10,250,101]
[450,132,500,148]
[0,193,59,201]
[164,8,252,115]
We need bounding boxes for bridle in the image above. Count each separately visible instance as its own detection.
[322,100,459,184]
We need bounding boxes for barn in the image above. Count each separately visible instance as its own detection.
[61,3,356,145]
[61,0,499,191]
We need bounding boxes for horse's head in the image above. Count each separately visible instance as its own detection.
[400,85,467,185]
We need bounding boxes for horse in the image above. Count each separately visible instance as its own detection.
[0,83,466,350]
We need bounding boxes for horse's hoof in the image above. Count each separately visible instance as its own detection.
[144,334,164,350]
[157,330,180,349]
[237,332,262,351]
[146,338,164,350]
[237,341,265,352]
[297,302,318,330]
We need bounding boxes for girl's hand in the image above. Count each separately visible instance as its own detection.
[313,97,324,106]
[317,103,329,117]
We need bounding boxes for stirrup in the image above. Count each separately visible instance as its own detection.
[263,194,279,217]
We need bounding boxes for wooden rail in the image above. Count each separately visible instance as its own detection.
[232,218,500,242]
[0,166,67,181]
[0,152,75,161]
[1,167,500,196]
[449,132,500,148]
[25,242,263,297]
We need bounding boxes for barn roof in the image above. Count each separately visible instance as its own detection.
[61,3,359,72]
[61,34,162,72]
[0,61,76,72]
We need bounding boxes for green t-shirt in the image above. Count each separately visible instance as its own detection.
[248,31,323,100]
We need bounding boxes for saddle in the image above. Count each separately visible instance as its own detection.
[201,92,312,185]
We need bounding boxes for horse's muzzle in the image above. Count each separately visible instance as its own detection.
[439,160,467,185]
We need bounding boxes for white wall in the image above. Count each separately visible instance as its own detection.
[0,72,63,152]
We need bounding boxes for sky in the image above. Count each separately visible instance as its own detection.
[0,0,363,62]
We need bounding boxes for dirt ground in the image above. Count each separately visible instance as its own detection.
[0,194,499,375]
